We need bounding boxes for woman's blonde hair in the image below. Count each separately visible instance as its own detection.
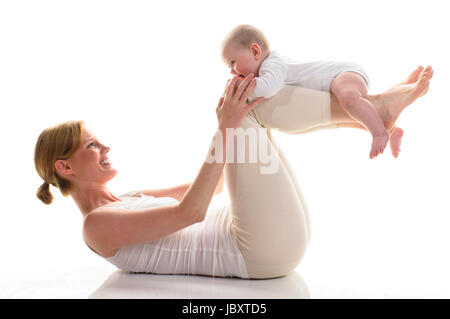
[222,24,270,52]
[34,120,84,204]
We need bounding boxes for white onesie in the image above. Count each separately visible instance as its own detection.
[100,192,249,279]
[249,51,370,102]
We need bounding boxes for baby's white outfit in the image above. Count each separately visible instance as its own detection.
[249,51,370,102]
[100,192,249,279]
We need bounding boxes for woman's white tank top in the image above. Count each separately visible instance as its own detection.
[102,192,249,279]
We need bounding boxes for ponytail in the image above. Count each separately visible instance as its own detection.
[37,182,53,205]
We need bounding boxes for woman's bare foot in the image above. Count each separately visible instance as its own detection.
[386,66,431,158]
[389,127,404,158]
[373,65,433,131]
[367,66,433,157]
[397,65,424,86]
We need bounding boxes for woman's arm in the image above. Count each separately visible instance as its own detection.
[83,75,263,257]
[126,172,224,201]
[130,183,192,201]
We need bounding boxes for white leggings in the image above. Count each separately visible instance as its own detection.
[225,85,335,279]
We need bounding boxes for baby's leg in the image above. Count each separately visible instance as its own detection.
[330,72,389,159]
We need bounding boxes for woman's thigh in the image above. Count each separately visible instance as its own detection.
[268,131,311,242]
[224,113,309,278]
[251,85,335,133]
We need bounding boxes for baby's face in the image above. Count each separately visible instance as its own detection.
[221,43,261,78]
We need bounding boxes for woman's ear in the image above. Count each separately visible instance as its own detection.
[250,43,262,60]
[55,160,73,177]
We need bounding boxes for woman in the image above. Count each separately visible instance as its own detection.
[34,66,433,279]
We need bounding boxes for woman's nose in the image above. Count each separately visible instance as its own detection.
[231,68,238,76]
[102,145,110,154]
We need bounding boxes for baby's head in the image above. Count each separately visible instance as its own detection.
[221,24,270,78]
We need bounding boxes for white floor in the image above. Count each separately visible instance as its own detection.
[1,244,449,299]
[0,258,310,299]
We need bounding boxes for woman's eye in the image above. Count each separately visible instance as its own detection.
[88,142,95,148]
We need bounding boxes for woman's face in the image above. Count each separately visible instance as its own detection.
[64,127,117,187]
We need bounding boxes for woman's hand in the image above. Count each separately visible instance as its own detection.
[216,74,265,130]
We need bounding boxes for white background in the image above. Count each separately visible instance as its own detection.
[0,0,449,298]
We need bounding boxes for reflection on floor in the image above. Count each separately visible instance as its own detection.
[89,270,310,299]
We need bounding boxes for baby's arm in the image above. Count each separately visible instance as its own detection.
[249,58,288,101]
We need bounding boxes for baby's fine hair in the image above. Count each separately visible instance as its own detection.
[222,24,270,52]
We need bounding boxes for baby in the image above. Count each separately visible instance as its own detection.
[221,24,403,159]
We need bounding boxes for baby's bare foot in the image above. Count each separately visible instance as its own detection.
[389,127,404,158]
[370,130,390,159]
